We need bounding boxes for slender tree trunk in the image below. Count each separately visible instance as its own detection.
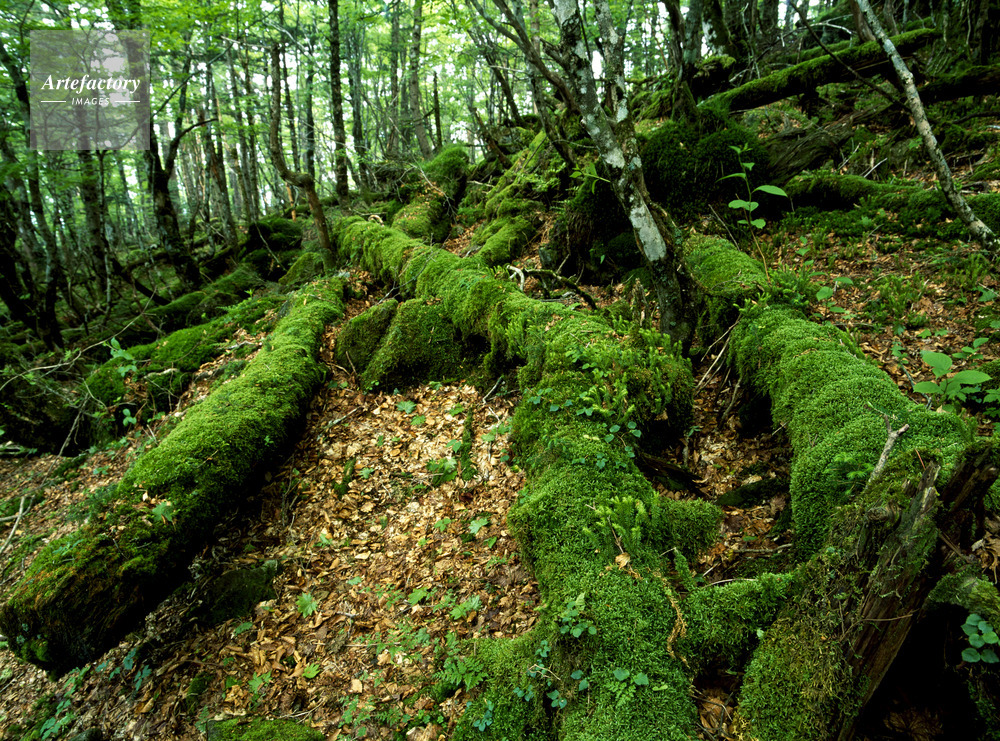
[856,0,999,254]
[328,0,351,203]
[433,71,443,151]
[202,65,237,251]
[552,0,690,343]
[408,0,433,158]
[345,18,374,194]
[387,0,402,158]
[269,44,335,272]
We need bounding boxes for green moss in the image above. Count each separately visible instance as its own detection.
[731,302,975,555]
[423,143,470,199]
[392,190,449,243]
[360,299,471,390]
[684,235,768,334]
[471,214,539,266]
[332,213,715,740]
[679,572,797,671]
[205,717,324,741]
[334,299,399,373]
[641,119,765,218]
[714,28,938,112]
[278,251,326,288]
[483,129,568,218]
[0,279,345,676]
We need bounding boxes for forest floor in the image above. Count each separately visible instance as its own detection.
[4,170,1000,739]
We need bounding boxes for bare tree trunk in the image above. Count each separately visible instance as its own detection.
[407,0,433,158]
[856,0,999,254]
[268,44,334,272]
[328,0,351,203]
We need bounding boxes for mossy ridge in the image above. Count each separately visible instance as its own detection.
[482,129,566,219]
[730,301,975,555]
[331,215,723,739]
[0,279,346,676]
[391,145,469,244]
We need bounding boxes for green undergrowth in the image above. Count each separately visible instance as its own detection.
[0,278,346,676]
[331,214,727,739]
[780,171,1000,247]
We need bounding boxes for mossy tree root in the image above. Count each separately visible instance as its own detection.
[0,280,345,676]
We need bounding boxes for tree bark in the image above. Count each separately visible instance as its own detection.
[407,0,433,158]
[552,0,691,343]
[268,44,335,273]
[328,0,351,203]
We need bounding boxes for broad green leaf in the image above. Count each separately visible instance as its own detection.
[754,183,788,197]
[951,370,991,385]
[912,381,942,395]
[920,350,952,377]
[816,286,835,301]
[729,199,751,209]
[963,647,982,662]
[612,668,630,681]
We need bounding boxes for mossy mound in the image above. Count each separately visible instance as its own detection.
[391,145,470,244]
[205,717,324,741]
[0,279,345,676]
[360,299,474,390]
[545,169,635,279]
[334,299,399,372]
[278,250,326,289]
[641,118,768,219]
[471,214,540,266]
[482,129,567,218]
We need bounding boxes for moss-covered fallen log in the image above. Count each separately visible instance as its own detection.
[0,280,345,675]
[331,216,723,740]
[713,28,938,112]
[682,235,1000,738]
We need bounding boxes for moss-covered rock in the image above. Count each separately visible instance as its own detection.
[0,279,345,676]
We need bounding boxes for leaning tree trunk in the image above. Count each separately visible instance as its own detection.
[553,0,691,344]
[268,44,335,273]
[854,0,1000,254]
